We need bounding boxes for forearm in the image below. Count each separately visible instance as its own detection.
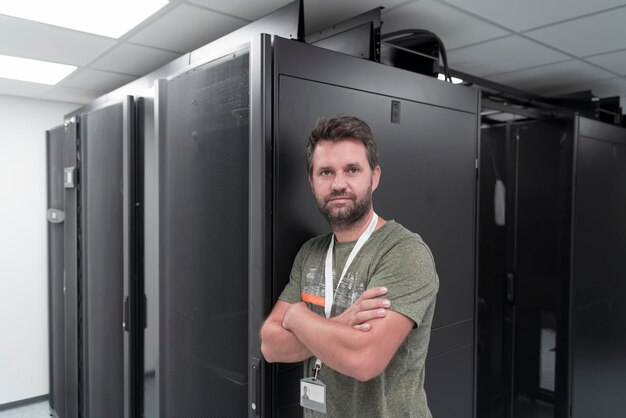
[260,320,313,363]
[283,304,380,380]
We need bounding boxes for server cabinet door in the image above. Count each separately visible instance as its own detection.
[47,125,66,418]
[509,120,572,418]
[570,119,626,418]
[274,75,477,418]
[79,97,137,418]
[155,45,252,418]
[63,118,80,418]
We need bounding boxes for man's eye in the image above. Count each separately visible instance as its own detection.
[348,168,359,174]
[320,170,331,176]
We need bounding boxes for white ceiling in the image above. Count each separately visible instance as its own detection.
[1,0,625,109]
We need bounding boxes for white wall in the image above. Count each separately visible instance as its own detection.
[0,95,79,405]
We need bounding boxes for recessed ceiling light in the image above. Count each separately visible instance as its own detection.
[0,0,169,38]
[0,55,77,85]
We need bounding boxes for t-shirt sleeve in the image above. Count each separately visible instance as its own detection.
[367,234,439,327]
[278,242,308,304]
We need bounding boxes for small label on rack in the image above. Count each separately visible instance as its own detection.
[64,167,75,188]
[391,100,401,124]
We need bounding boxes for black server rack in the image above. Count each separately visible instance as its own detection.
[271,38,478,418]
[48,99,140,418]
[155,48,253,418]
[477,117,626,418]
[78,98,139,418]
[570,117,626,418]
[47,126,67,418]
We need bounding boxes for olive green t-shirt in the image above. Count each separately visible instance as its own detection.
[279,221,439,418]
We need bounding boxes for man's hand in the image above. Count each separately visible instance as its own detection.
[330,286,391,331]
[281,287,390,332]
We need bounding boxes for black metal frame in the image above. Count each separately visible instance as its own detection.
[47,126,66,418]
[248,34,274,418]
[63,117,80,418]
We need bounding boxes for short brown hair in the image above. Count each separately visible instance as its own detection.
[306,116,379,175]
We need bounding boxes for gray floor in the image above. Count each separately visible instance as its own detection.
[0,401,51,418]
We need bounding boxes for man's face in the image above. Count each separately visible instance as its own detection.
[309,139,380,229]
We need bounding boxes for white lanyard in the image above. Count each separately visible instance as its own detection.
[323,212,379,318]
[313,212,379,377]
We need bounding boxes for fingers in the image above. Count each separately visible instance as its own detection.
[357,298,391,312]
[357,286,388,303]
[355,308,388,324]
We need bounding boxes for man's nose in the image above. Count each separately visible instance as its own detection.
[332,173,347,191]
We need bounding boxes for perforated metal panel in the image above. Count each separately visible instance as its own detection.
[159,49,250,417]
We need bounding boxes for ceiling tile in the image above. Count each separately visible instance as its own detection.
[41,86,102,104]
[489,60,616,95]
[304,0,408,34]
[90,43,181,76]
[585,50,626,76]
[129,4,247,53]
[382,0,509,50]
[440,0,626,31]
[189,0,291,21]
[0,15,116,66]
[60,69,136,92]
[448,35,570,77]
[0,78,51,99]
[525,8,626,57]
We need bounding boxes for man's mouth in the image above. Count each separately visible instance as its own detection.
[326,195,354,204]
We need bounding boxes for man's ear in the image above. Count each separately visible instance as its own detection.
[372,165,381,191]
[308,174,314,192]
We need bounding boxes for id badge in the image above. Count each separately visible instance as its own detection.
[300,377,326,413]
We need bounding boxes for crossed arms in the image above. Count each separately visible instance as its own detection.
[260,287,414,382]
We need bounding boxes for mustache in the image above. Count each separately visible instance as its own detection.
[324,192,356,204]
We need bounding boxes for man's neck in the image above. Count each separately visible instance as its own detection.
[332,210,385,243]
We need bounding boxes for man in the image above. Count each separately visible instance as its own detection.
[260,116,438,417]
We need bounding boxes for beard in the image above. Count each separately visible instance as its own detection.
[316,185,373,230]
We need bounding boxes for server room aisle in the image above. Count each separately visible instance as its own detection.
[0,401,50,418]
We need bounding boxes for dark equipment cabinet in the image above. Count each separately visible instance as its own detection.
[47,126,67,418]
[148,36,272,418]
[477,116,626,418]
[155,47,253,418]
[79,99,139,418]
[272,38,478,418]
[47,99,141,418]
[571,118,626,418]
